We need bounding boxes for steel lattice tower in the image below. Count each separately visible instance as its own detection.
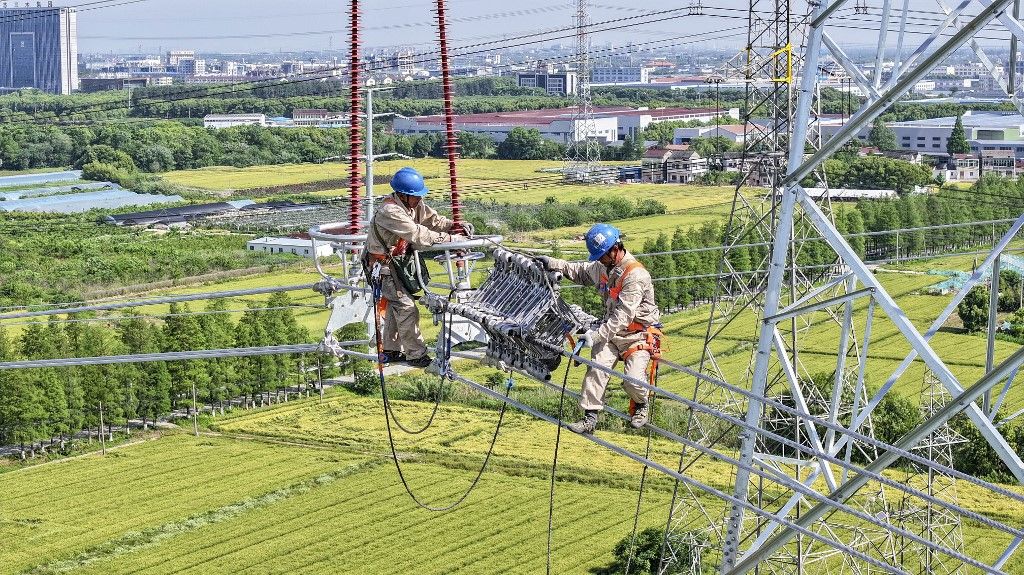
[893,372,967,575]
[659,0,888,571]
[563,0,600,183]
[659,0,1024,570]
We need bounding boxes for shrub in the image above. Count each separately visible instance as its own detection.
[81,162,131,186]
[349,361,379,395]
[594,527,708,574]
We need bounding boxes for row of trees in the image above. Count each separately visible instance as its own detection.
[0,122,350,173]
[561,176,1024,316]
[0,121,650,176]
[822,156,935,195]
[0,295,316,457]
[466,195,667,234]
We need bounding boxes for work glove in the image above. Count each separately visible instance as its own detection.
[459,222,476,237]
[441,233,470,244]
[577,329,598,350]
[535,255,555,271]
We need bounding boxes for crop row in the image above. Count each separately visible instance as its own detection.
[2,435,356,575]
[75,466,449,575]
[67,462,674,575]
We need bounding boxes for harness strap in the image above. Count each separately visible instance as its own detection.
[600,260,646,301]
[375,197,410,257]
[622,325,664,417]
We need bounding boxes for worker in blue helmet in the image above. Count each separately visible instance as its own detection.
[537,223,662,433]
[364,167,473,368]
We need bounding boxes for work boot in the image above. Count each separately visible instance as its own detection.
[630,402,650,429]
[406,354,433,368]
[568,410,600,435]
[381,350,406,364]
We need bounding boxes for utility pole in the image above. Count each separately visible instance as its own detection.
[317,355,324,403]
[98,402,106,456]
[360,86,400,236]
[191,383,199,437]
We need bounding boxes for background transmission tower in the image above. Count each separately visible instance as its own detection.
[893,372,967,575]
[659,0,893,570]
[563,0,601,182]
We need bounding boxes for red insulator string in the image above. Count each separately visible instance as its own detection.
[348,0,364,234]
[435,0,464,234]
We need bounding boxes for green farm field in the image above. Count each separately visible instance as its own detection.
[0,397,681,575]
[164,159,575,193]
[4,390,1023,574]
[162,159,735,246]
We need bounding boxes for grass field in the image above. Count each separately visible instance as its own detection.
[0,434,365,575]
[0,399,681,575]
[5,389,1022,574]
[162,164,347,191]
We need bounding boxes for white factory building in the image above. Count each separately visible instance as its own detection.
[591,66,653,85]
[821,111,1024,157]
[392,106,740,145]
[674,124,748,145]
[246,237,333,259]
[204,114,267,129]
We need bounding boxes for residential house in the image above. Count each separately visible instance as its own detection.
[642,145,708,183]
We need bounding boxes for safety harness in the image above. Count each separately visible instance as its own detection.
[599,261,665,361]
[363,197,430,313]
[599,259,665,415]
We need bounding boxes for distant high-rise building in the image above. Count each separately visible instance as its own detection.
[281,61,304,75]
[177,58,205,76]
[391,50,414,75]
[0,5,78,94]
[166,50,195,67]
[517,70,578,96]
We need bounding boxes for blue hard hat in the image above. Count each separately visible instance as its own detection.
[585,223,621,261]
[390,167,429,197]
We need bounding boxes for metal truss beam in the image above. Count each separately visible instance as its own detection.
[728,345,1024,574]
[796,188,1024,482]
[763,286,873,324]
[878,0,975,95]
[822,33,882,100]
[723,0,1019,570]
[790,0,1012,186]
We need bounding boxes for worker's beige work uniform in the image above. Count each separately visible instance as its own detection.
[366,194,464,360]
[546,252,661,411]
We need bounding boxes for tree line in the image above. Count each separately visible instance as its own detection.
[0,295,319,458]
[0,122,350,173]
[558,176,1024,315]
[0,213,293,308]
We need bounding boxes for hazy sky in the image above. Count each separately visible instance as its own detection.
[74,0,761,55]
[72,0,1015,56]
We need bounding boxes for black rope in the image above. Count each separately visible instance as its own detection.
[624,371,659,575]
[546,344,578,575]
[381,289,459,435]
[379,366,511,512]
[370,270,509,511]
